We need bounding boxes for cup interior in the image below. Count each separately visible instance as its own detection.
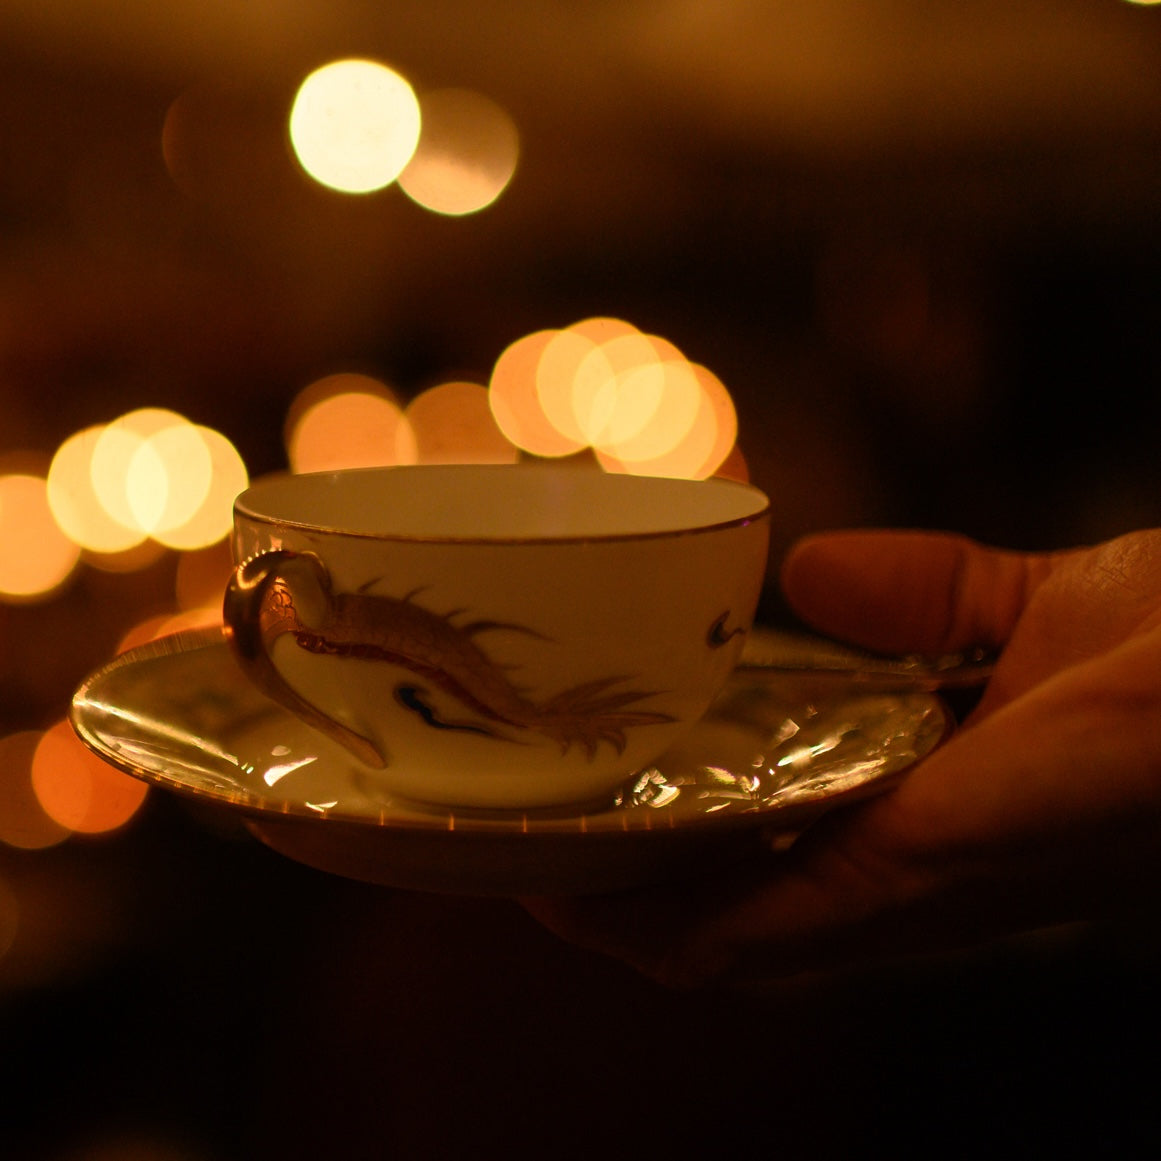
[236,465,768,541]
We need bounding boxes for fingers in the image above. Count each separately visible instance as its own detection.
[520,805,940,990]
[780,530,1063,657]
[520,796,946,990]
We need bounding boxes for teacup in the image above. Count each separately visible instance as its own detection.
[223,464,769,810]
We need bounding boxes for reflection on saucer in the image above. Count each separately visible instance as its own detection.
[70,628,951,895]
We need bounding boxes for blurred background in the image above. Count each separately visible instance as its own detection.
[1,2,1160,1158]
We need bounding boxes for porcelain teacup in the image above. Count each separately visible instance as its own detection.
[223,464,769,810]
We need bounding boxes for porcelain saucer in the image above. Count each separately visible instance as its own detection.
[70,628,952,895]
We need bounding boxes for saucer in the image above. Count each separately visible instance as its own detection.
[70,628,952,896]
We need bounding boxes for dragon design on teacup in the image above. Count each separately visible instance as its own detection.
[258,565,685,760]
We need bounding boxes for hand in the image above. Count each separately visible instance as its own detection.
[522,528,1161,987]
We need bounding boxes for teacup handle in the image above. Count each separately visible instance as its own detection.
[222,549,387,768]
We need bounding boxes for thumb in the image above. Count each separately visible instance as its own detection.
[780,530,1064,657]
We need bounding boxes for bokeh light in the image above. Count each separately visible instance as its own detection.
[283,324,740,482]
[161,84,211,200]
[0,474,82,600]
[592,358,703,466]
[568,317,644,346]
[570,329,688,448]
[488,330,589,458]
[116,614,179,655]
[536,326,606,447]
[0,731,72,850]
[284,371,403,438]
[31,720,148,835]
[154,606,225,636]
[286,373,418,472]
[161,82,243,203]
[608,361,738,480]
[81,539,170,574]
[175,539,235,612]
[289,59,421,194]
[406,381,519,464]
[398,88,519,215]
[151,426,249,550]
[118,607,222,652]
[48,410,247,563]
[89,408,190,535]
[713,443,751,483]
[125,421,214,538]
[48,426,149,554]
[484,317,740,478]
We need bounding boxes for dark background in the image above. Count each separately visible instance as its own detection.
[1,3,1159,1157]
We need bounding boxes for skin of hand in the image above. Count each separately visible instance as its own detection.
[522,527,1161,988]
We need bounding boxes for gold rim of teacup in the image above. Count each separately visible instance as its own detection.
[233,468,770,547]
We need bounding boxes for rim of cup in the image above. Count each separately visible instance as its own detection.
[233,465,770,546]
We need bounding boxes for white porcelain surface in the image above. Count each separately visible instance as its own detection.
[224,465,771,809]
[71,628,952,895]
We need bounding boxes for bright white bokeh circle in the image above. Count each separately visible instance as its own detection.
[290,59,422,194]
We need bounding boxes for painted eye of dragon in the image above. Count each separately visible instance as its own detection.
[260,581,737,759]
